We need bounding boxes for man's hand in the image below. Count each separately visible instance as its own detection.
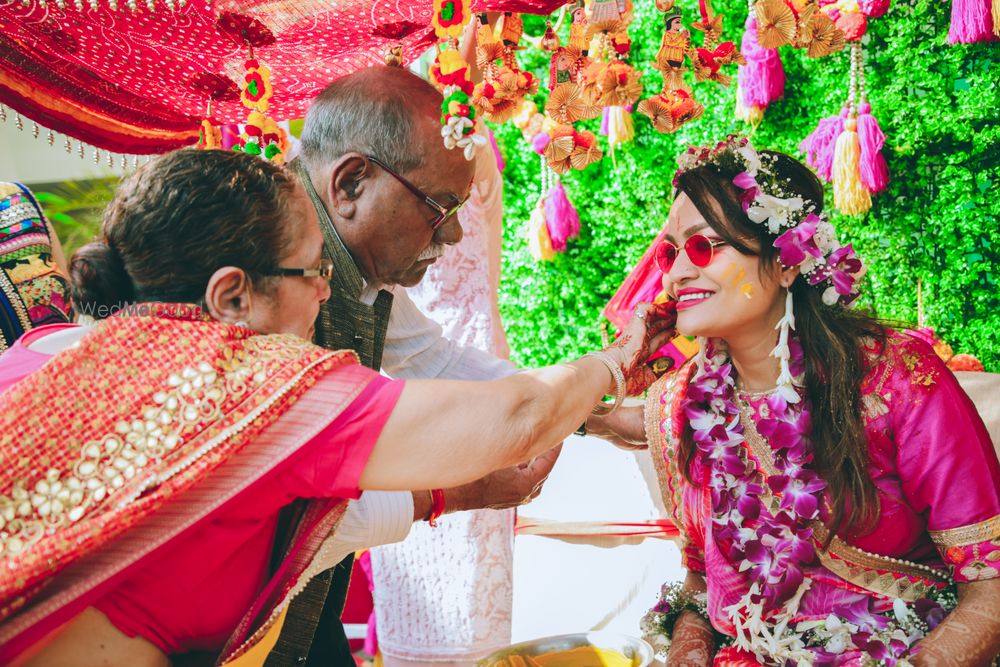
[445,445,562,512]
[587,406,647,451]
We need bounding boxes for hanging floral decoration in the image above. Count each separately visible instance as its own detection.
[734,2,785,126]
[230,55,287,163]
[429,0,486,160]
[637,4,707,134]
[752,0,846,56]
[512,101,586,261]
[800,41,888,215]
[471,13,540,124]
[196,118,222,149]
[580,1,641,158]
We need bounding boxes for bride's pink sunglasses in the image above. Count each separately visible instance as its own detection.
[655,234,729,273]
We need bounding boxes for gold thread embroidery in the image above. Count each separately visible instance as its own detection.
[0,270,31,333]
[0,350,266,558]
[646,367,690,542]
[929,513,1000,548]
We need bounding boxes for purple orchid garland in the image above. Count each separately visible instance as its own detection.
[685,337,825,614]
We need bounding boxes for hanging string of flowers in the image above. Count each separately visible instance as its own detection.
[471,13,540,124]
[430,0,487,160]
[800,41,888,215]
[230,53,288,163]
[638,0,741,135]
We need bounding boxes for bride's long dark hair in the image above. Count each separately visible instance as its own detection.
[673,151,886,543]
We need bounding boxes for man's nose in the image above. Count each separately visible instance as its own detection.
[433,214,464,245]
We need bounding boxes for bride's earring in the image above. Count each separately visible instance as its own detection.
[770,288,799,403]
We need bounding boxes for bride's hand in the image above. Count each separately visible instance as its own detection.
[606,301,678,396]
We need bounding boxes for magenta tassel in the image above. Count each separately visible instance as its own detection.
[738,17,785,110]
[859,0,891,17]
[856,102,890,193]
[800,107,848,182]
[948,0,997,44]
[600,106,611,135]
[220,124,242,151]
[543,181,581,252]
[487,127,505,172]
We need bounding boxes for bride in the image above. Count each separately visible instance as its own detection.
[592,137,1000,665]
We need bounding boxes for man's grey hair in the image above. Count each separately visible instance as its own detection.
[300,66,441,175]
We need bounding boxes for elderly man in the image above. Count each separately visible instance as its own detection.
[277,65,541,665]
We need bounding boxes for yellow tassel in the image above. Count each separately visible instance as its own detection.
[734,86,764,126]
[993,0,1000,37]
[607,106,634,155]
[832,117,871,215]
[527,201,555,261]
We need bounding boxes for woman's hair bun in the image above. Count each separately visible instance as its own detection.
[69,241,135,320]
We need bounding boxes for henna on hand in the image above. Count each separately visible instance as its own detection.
[607,301,678,396]
[666,610,715,667]
[911,581,1000,667]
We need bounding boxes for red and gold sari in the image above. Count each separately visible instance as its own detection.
[0,304,372,663]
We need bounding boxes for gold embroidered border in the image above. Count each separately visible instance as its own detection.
[646,368,689,537]
[739,409,951,590]
[646,375,674,519]
[928,514,1000,548]
[0,270,31,332]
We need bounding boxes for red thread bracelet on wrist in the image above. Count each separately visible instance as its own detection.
[427,488,445,527]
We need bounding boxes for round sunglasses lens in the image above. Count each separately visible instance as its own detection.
[687,235,714,267]
[655,242,677,273]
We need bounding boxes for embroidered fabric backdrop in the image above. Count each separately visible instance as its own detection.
[0,0,566,153]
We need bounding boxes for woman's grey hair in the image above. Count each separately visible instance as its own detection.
[300,66,440,175]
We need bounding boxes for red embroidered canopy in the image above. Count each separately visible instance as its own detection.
[0,1,565,153]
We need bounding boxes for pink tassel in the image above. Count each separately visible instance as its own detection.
[855,102,890,193]
[220,124,242,151]
[800,107,848,182]
[737,17,785,113]
[543,181,581,252]
[859,0,891,17]
[487,127,505,172]
[949,0,997,44]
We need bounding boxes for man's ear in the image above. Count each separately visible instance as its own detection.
[328,154,370,219]
[204,266,252,324]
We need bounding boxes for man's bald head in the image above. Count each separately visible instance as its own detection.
[300,66,443,175]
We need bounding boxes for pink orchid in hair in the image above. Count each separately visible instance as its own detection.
[774,214,824,267]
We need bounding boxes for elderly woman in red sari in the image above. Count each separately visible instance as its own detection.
[0,149,676,666]
[592,137,1000,666]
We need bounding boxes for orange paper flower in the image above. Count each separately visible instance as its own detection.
[545,82,600,124]
[755,0,796,49]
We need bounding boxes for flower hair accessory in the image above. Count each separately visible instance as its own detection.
[674,135,866,309]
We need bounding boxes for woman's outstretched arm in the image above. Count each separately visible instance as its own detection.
[360,302,676,491]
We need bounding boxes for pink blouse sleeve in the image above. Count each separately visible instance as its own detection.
[886,334,1000,582]
[283,372,406,500]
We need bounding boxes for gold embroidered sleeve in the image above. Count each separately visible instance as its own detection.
[929,513,1000,548]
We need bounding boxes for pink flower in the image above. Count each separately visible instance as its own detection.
[774,214,823,267]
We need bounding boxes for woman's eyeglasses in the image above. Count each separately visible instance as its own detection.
[365,155,470,231]
[266,258,335,281]
[655,235,728,273]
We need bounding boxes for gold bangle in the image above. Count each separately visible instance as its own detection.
[585,351,625,415]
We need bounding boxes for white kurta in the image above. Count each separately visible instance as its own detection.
[371,143,516,666]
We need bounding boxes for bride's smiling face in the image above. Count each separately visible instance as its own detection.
[661,193,786,340]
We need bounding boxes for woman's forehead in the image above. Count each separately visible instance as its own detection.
[667,193,706,234]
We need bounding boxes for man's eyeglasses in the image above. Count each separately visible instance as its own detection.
[655,235,729,273]
[265,258,335,281]
[365,155,470,231]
